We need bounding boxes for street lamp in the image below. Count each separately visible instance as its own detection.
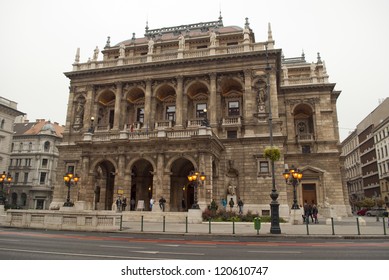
[88,116,95,133]
[187,171,206,209]
[201,108,210,127]
[0,171,12,205]
[63,172,80,207]
[283,166,303,209]
[264,43,281,234]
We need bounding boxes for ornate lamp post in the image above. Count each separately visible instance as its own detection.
[63,173,80,207]
[187,171,206,209]
[283,166,303,209]
[264,43,282,234]
[0,171,12,205]
[88,116,95,133]
[201,108,210,127]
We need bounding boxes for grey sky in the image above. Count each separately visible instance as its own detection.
[0,0,388,141]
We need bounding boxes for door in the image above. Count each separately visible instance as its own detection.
[302,183,317,205]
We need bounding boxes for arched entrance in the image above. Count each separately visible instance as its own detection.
[93,160,115,210]
[170,158,195,211]
[131,159,153,211]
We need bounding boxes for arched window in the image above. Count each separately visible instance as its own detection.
[11,192,18,206]
[21,193,27,206]
[44,141,50,152]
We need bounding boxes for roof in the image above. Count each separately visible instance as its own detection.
[13,120,64,137]
[113,18,245,47]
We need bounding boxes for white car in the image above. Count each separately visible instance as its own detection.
[365,208,386,216]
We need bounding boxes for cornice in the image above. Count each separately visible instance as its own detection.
[64,49,282,80]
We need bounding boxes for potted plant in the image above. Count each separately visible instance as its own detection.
[264,146,281,161]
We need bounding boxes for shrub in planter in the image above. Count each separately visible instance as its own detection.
[264,146,281,161]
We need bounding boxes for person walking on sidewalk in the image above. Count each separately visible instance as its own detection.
[229,197,234,211]
[237,197,244,214]
[312,204,319,223]
[149,197,154,211]
[159,196,166,212]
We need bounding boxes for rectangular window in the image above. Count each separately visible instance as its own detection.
[14,172,19,183]
[302,145,311,154]
[42,158,48,168]
[24,172,28,184]
[227,130,237,139]
[67,165,75,175]
[136,108,144,123]
[166,105,176,121]
[196,103,207,118]
[39,172,47,184]
[259,161,269,173]
[228,101,240,116]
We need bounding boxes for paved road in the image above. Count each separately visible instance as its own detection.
[0,227,388,260]
[121,215,389,237]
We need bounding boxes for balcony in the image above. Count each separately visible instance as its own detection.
[296,133,314,143]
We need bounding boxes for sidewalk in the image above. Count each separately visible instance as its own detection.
[121,216,389,238]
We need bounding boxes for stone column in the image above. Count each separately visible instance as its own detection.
[113,82,122,130]
[209,73,217,126]
[83,85,94,131]
[144,79,152,131]
[175,76,183,128]
[243,69,254,121]
[64,86,75,133]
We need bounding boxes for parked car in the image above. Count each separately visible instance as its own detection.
[357,208,368,216]
[365,208,386,216]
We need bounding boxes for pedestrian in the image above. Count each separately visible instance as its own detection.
[122,196,127,211]
[303,202,309,223]
[115,197,122,212]
[159,196,166,212]
[210,198,218,214]
[308,204,314,223]
[221,198,227,210]
[181,197,186,211]
[229,197,234,211]
[130,197,135,211]
[149,197,154,211]
[312,204,319,223]
[237,197,244,214]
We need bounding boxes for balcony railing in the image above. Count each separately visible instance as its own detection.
[72,43,267,72]
[297,133,314,142]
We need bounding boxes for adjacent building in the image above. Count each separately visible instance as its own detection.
[50,17,350,217]
[0,97,24,172]
[8,119,64,209]
[341,98,389,208]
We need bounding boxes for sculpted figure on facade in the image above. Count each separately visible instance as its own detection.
[178,34,185,50]
[93,46,99,61]
[148,38,154,54]
[119,43,125,58]
[210,31,217,47]
[73,98,85,130]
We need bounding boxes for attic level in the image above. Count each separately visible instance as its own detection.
[70,17,273,72]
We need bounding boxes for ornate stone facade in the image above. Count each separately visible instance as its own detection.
[51,17,351,217]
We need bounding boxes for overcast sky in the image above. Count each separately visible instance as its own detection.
[0,0,388,141]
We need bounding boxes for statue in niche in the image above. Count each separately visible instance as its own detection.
[257,88,267,113]
[227,178,237,196]
[226,160,239,196]
[73,99,85,130]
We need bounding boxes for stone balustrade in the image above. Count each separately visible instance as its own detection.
[1,209,121,231]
